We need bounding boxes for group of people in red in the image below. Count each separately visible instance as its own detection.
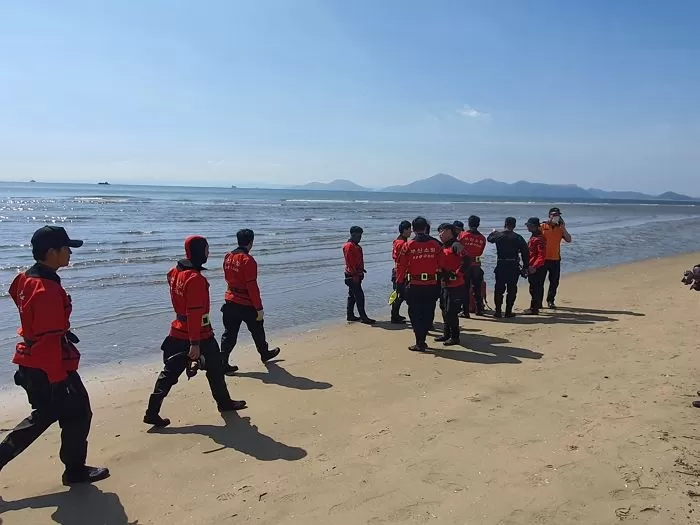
[343,208,572,352]
[0,225,279,485]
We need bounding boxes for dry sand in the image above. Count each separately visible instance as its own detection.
[1,253,699,525]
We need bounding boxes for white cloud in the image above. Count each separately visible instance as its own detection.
[457,105,489,119]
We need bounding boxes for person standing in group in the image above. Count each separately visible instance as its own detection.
[523,218,547,315]
[390,220,412,324]
[221,229,281,375]
[540,207,572,309]
[144,236,247,428]
[453,220,464,236]
[395,217,446,351]
[458,215,487,317]
[343,226,376,324]
[487,217,529,318]
[0,226,109,485]
[435,223,467,346]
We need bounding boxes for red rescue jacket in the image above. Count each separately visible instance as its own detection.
[440,243,465,288]
[396,234,446,286]
[528,233,547,270]
[343,240,364,282]
[223,247,263,311]
[9,264,80,383]
[168,260,213,344]
[392,237,407,265]
[458,230,487,265]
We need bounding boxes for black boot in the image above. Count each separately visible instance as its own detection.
[62,466,110,486]
[494,295,503,318]
[505,297,516,318]
[260,347,281,363]
[143,394,170,427]
[346,296,359,321]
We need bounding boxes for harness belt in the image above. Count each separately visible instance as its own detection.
[176,313,211,326]
[408,273,438,281]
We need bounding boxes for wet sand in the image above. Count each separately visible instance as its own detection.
[1,253,700,525]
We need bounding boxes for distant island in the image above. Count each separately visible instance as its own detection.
[291,174,696,202]
[98,181,110,185]
[296,179,368,191]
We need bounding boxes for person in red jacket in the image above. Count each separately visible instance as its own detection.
[396,217,447,351]
[144,236,246,428]
[458,215,487,317]
[0,226,109,485]
[390,220,412,324]
[523,218,548,315]
[435,223,468,345]
[221,229,280,375]
[343,226,375,324]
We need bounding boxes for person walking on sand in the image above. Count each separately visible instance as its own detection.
[540,207,572,309]
[395,216,447,351]
[221,229,281,375]
[487,217,529,319]
[0,226,109,485]
[390,220,412,324]
[343,226,376,324]
[144,236,246,428]
[523,218,548,315]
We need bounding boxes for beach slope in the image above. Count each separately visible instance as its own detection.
[1,253,700,525]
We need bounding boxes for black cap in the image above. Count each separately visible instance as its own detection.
[549,207,561,215]
[453,220,464,229]
[526,217,541,227]
[31,226,83,251]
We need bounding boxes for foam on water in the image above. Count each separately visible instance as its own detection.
[0,181,699,387]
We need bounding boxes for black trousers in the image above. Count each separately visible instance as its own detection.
[463,265,484,313]
[220,301,269,362]
[0,367,92,471]
[390,270,405,320]
[441,286,464,340]
[494,262,520,312]
[146,336,232,416]
[543,260,561,304]
[406,284,440,344]
[528,266,547,311]
[345,277,368,319]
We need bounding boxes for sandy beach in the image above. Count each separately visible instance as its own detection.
[1,253,699,525]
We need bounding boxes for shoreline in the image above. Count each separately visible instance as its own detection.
[1,252,700,524]
[1,249,698,398]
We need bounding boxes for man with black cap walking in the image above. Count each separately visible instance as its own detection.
[343,226,375,324]
[221,229,281,375]
[0,226,109,485]
[540,207,572,309]
[144,235,247,428]
[487,217,529,318]
[523,218,547,315]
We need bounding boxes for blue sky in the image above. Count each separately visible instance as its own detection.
[0,0,698,193]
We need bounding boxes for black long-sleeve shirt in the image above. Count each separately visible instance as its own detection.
[487,230,530,270]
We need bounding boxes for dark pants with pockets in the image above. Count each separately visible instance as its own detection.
[0,367,92,471]
[528,266,547,311]
[345,277,368,319]
[543,259,561,305]
[441,286,464,340]
[494,262,520,312]
[406,284,440,344]
[146,336,232,417]
[220,301,270,363]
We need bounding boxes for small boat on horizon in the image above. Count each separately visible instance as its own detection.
[97,181,110,185]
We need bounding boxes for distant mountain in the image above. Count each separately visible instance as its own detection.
[657,191,695,201]
[297,179,370,191]
[381,174,696,201]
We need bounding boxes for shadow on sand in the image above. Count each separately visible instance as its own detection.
[0,485,137,525]
[234,360,332,391]
[149,411,307,462]
[425,333,544,364]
